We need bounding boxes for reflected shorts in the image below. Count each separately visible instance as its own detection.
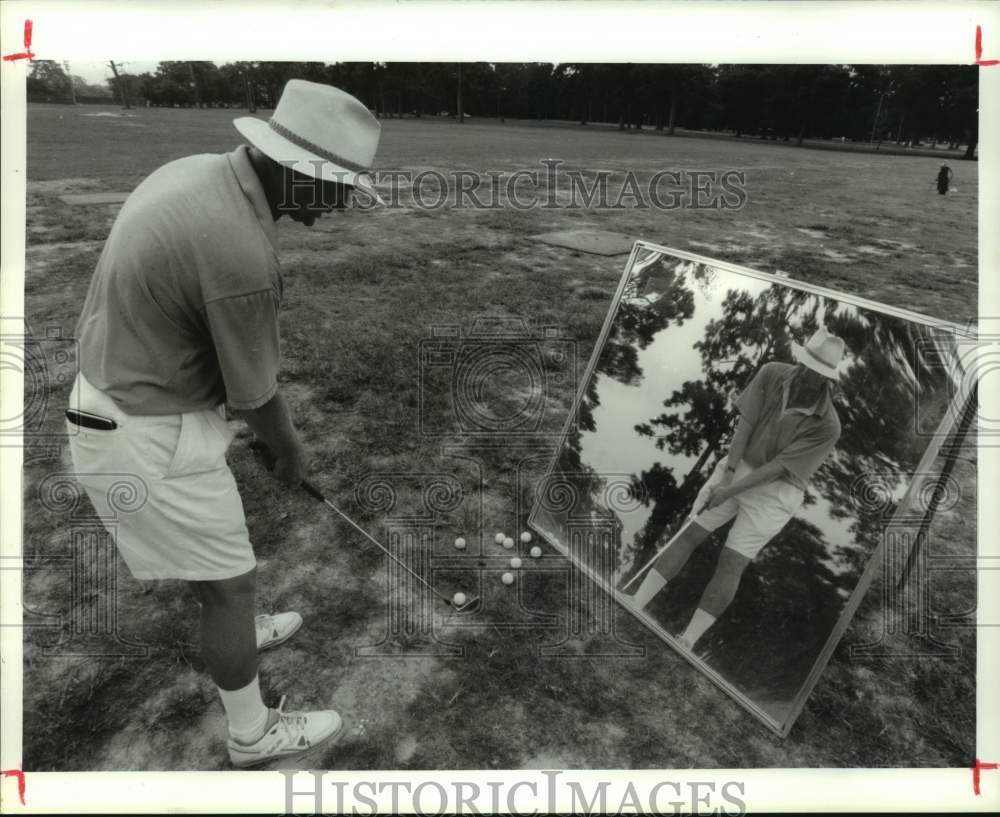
[688,456,804,559]
[66,374,255,581]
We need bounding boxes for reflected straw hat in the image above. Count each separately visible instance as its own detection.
[791,327,846,380]
[233,79,382,201]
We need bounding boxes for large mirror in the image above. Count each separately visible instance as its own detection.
[529,241,974,735]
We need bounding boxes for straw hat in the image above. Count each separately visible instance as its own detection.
[791,327,846,380]
[234,79,382,200]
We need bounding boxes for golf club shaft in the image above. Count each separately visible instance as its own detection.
[300,479,463,609]
[621,516,699,591]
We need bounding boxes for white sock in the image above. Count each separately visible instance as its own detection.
[632,568,668,608]
[681,608,717,645]
[218,676,269,745]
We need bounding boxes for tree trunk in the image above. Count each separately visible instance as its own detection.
[456,64,464,123]
[188,62,201,108]
[242,69,256,113]
[667,88,677,135]
[63,62,77,104]
[796,118,806,147]
[108,61,131,109]
[962,115,978,160]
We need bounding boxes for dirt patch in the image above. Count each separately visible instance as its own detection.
[795,227,828,239]
[821,248,853,263]
[855,245,892,257]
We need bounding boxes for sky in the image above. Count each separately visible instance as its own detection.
[69,60,169,86]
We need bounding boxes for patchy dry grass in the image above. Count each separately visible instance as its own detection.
[21,103,976,771]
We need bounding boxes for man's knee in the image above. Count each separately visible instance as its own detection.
[652,520,712,573]
[715,547,752,580]
[189,568,257,607]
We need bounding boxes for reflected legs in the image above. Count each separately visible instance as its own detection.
[679,547,751,649]
[631,520,712,608]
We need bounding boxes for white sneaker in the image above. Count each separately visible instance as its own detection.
[255,612,303,651]
[227,696,343,768]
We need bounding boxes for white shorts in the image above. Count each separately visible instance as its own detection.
[688,456,804,559]
[66,374,256,581]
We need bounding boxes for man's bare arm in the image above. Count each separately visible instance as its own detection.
[238,389,308,486]
[724,415,753,475]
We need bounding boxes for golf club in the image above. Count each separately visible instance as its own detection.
[299,479,481,614]
[621,516,701,592]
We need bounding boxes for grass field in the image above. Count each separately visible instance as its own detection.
[21,103,978,771]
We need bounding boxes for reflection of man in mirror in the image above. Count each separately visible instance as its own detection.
[631,327,845,651]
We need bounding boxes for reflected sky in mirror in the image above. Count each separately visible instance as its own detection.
[531,248,962,726]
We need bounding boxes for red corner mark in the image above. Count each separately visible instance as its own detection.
[973,759,999,796]
[976,25,1000,66]
[2,19,35,62]
[1,769,26,806]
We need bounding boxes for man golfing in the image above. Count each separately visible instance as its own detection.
[630,328,845,650]
[66,80,381,767]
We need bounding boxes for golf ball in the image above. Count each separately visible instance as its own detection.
[454,536,466,550]
[520,531,532,544]
[494,532,506,545]
[452,592,467,606]
[530,546,542,559]
[509,557,522,569]
[501,572,515,585]
[503,537,515,550]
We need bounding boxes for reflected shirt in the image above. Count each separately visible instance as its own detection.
[733,361,841,490]
[75,145,282,415]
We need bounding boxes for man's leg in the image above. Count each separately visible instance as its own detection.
[188,568,275,744]
[632,520,713,608]
[679,547,751,647]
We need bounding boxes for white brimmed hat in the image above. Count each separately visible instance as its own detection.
[791,327,846,380]
[234,79,382,200]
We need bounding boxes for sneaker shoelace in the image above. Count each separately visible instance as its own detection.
[272,696,309,742]
[256,615,278,640]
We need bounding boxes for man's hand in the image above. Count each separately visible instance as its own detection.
[703,484,732,512]
[239,390,310,488]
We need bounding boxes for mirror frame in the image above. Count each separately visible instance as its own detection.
[528,239,977,736]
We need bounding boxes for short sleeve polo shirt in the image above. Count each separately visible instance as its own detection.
[733,361,841,490]
[75,145,282,415]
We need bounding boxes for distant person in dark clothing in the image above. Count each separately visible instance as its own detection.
[937,164,953,195]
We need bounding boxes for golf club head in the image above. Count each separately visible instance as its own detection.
[448,594,481,614]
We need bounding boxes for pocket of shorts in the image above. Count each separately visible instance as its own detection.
[65,418,126,440]
[128,415,183,479]
[164,410,231,478]
[781,485,806,514]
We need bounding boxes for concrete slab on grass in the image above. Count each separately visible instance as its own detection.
[530,229,637,256]
[58,192,131,206]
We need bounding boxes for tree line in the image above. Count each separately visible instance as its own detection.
[28,61,978,158]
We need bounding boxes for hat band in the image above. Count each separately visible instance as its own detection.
[267,119,370,175]
[804,345,838,371]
